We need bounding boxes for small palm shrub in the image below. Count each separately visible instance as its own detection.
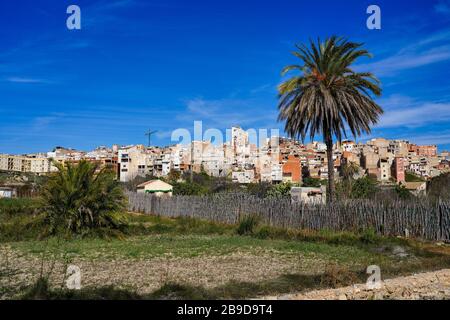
[41,160,127,236]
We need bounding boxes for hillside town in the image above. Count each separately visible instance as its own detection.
[1,127,449,193]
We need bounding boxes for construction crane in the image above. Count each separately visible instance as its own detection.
[144,129,158,147]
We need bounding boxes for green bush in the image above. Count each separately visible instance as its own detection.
[394,185,413,199]
[360,227,379,244]
[302,177,322,188]
[266,182,292,198]
[172,181,208,196]
[351,177,379,199]
[236,214,260,235]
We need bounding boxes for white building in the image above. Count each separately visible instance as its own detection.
[118,145,152,182]
[291,186,326,204]
[271,163,283,182]
[232,169,255,184]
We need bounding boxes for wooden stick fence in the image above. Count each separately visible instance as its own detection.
[126,192,450,241]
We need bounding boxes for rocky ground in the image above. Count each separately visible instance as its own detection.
[264,269,450,300]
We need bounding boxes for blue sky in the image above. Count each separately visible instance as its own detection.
[1,0,450,154]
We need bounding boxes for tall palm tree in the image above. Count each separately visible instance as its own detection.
[278,36,383,202]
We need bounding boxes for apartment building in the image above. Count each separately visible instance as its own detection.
[379,158,391,181]
[0,154,51,174]
[409,144,437,157]
[118,145,152,182]
[388,140,409,157]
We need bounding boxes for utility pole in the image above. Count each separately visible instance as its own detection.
[144,129,158,147]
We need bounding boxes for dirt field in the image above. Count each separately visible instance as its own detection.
[2,214,450,299]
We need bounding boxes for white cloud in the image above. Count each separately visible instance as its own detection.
[180,97,278,129]
[377,96,450,128]
[6,77,49,84]
[31,115,63,132]
[250,83,274,95]
[356,29,450,76]
[357,45,450,76]
[408,132,450,146]
[376,95,415,109]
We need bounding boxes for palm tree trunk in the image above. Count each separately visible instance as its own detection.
[325,135,335,203]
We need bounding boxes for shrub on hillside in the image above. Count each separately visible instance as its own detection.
[266,182,293,198]
[172,181,208,196]
[302,177,322,188]
[350,176,379,199]
[394,185,413,200]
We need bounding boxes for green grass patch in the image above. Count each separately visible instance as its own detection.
[8,232,387,264]
[0,198,41,220]
[126,214,235,236]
